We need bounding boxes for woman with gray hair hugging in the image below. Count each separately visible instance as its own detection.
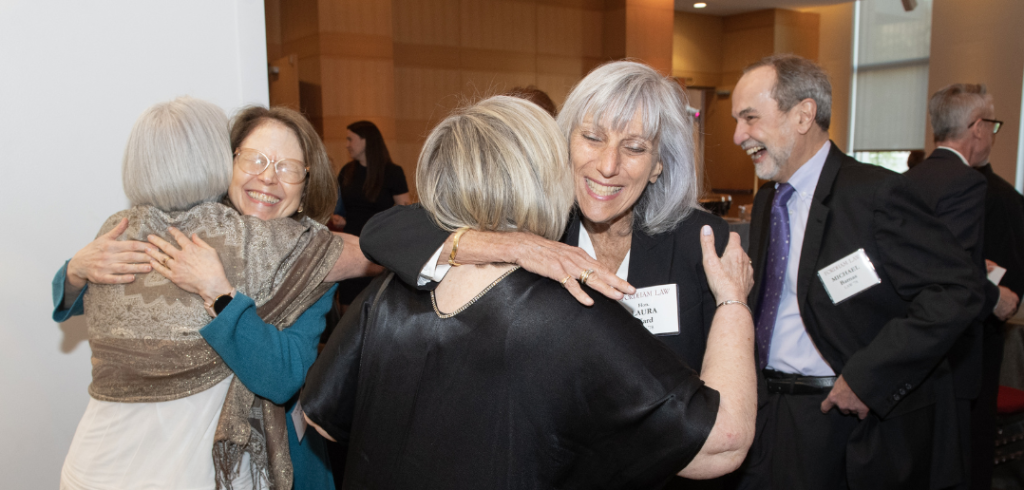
[299,95,756,488]
[362,60,735,403]
[53,97,357,490]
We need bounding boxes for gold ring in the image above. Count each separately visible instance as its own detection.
[559,275,572,287]
[161,257,169,267]
[579,269,595,285]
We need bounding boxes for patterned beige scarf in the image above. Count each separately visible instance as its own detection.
[84,202,343,490]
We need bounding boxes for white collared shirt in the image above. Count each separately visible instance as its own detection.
[765,141,836,376]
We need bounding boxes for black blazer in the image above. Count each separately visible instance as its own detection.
[748,143,984,417]
[977,163,1024,298]
[361,205,730,372]
[903,148,997,400]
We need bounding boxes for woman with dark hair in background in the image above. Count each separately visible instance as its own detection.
[339,121,411,236]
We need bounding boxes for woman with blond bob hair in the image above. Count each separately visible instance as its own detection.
[300,95,756,489]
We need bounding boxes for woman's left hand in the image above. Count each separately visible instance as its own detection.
[146,227,233,304]
[699,226,754,304]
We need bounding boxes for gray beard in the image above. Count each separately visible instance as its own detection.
[754,145,791,181]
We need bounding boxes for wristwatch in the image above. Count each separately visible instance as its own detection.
[212,293,234,315]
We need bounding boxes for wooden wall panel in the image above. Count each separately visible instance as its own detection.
[538,5,584,57]
[394,67,463,120]
[624,0,674,75]
[276,0,685,198]
[672,12,723,87]
[798,3,851,151]
[774,9,818,63]
[319,0,393,35]
[460,1,537,52]
[392,0,460,46]
[266,0,283,60]
[929,0,1024,183]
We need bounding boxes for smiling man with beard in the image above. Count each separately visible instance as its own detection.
[725,55,987,490]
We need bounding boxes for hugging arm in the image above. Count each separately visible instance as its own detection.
[361,204,635,304]
[200,286,337,405]
[678,227,757,479]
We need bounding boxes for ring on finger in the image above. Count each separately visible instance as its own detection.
[160,256,169,267]
[579,268,595,285]
[559,275,572,287]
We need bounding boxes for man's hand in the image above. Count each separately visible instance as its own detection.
[994,285,1020,321]
[820,375,870,420]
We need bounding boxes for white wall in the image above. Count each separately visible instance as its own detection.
[0,1,268,486]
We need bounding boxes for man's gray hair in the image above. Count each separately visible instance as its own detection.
[558,60,699,235]
[122,97,232,211]
[929,83,990,143]
[744,54,832,131]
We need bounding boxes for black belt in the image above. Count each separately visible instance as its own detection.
[763,370,837,395]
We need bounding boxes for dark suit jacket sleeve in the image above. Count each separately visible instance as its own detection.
[842,176,985,416]
[984,172,1024,298]
[931,174,987,263]
[360,204,451,288]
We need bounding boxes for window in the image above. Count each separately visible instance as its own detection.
[850,0,933,155]
[853,151,911,173]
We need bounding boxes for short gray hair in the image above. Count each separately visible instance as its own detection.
[123,97,232,211]
[417,96,574,241]
[558,60,698,235]
[744,54,832,131]
[930,83,990,143]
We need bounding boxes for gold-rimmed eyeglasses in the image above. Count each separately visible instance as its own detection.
[968,118,1004,135]
[233,148,309,184]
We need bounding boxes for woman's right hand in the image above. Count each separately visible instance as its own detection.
[66,217,152,289]
[146,227,234,305]
[699,226,754,305]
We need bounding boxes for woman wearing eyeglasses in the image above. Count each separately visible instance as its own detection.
[53,105,377,489]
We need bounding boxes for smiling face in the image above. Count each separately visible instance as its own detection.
[571,111,663,231]
[732,66,799,182]
[346,130,366,163]
[228,120,306,221]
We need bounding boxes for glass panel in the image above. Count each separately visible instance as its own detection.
[854,151,912,173]
[851,0,934,152]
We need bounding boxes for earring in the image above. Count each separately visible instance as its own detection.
[298,203,304,213]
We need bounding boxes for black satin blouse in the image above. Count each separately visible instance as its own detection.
[301,269,719,490]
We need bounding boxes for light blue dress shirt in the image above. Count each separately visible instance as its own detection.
[765,141,836,376]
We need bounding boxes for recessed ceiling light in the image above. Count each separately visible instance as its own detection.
[694,2,707,8]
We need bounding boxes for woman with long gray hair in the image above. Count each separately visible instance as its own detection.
[300,95,756,487]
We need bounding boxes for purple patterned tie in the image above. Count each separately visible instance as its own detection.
[756,183,796,370]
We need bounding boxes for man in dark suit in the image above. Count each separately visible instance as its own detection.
[728,55,986,489]
[903,83,1019,490]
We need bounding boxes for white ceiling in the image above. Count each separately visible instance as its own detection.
[674,0,853,16]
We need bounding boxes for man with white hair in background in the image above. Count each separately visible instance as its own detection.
[728,54,985,489]
[905,83,1021,490]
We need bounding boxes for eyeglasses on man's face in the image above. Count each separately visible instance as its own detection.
[234,148,309,184]
[968,118,1003,135]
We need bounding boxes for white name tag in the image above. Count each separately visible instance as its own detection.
[989,265,1006,285]
[817,249,881,304]
[291,399,308,443]
[619,284,679,335]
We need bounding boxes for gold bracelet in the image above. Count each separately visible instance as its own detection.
[448,227,471,267]
[716,299,752,315]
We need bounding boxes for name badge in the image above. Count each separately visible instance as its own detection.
[619,284,679,335]
[291,399,308,442]
[817,249,881,304]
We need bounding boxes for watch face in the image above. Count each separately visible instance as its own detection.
[214,294,233,315]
